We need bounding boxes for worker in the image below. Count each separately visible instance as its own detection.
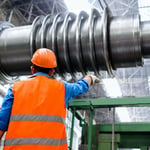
[0,48,100,150]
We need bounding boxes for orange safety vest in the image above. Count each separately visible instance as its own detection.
[4,75,68,150]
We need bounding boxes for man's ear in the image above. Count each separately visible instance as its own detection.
[31,66,35,74]
[49,69,55,77]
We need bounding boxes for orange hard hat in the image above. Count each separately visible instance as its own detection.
[31,48,57,68]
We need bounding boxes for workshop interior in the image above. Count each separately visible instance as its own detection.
[0,0,150,150]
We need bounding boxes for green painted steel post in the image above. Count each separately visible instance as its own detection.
[88,108,94,150]
[69,108,76,150]
[112,108,115,150]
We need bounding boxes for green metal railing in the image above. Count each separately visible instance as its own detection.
[68,96,150,150]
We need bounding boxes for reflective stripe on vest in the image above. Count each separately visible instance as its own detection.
[5,138,67,146]
[10,114,65,124]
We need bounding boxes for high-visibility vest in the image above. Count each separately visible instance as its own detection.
[4,75,68,150]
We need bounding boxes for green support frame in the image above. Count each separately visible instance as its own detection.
[69,96,150,109]
[99,123,150,149]
[69,97,150,150]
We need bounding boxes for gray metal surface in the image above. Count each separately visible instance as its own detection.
[0,26,32,75]
[141,21,150,58]
[109,15,142,68]
[0,8,150,81]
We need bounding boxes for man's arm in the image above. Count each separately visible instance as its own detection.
[0,85,14,140]
[83,76,92,86]
[64,75,100,107]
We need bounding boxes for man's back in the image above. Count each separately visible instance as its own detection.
[12,75,66,116]
[4,75,68,150]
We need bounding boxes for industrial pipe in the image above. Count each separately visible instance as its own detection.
[0,8,150,82]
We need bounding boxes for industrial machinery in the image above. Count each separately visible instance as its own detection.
[0,7,150,150]
[0,8,150,82]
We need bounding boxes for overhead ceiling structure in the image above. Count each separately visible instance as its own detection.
[0,0,68,25]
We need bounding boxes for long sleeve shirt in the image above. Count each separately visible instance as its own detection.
[0,72,89,131]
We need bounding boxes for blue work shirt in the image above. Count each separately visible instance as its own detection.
[0,72,89,131]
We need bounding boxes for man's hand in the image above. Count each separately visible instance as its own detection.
[84,75,100,86]
[89,75,100,85]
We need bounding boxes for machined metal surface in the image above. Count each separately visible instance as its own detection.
[141,21,150,58]
[0,26,31,75]
[0,8,150,81]
[109,15,142,69]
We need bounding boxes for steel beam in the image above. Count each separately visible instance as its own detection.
[69,97,150,109]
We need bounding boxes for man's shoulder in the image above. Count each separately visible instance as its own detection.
[13,77,34,86]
